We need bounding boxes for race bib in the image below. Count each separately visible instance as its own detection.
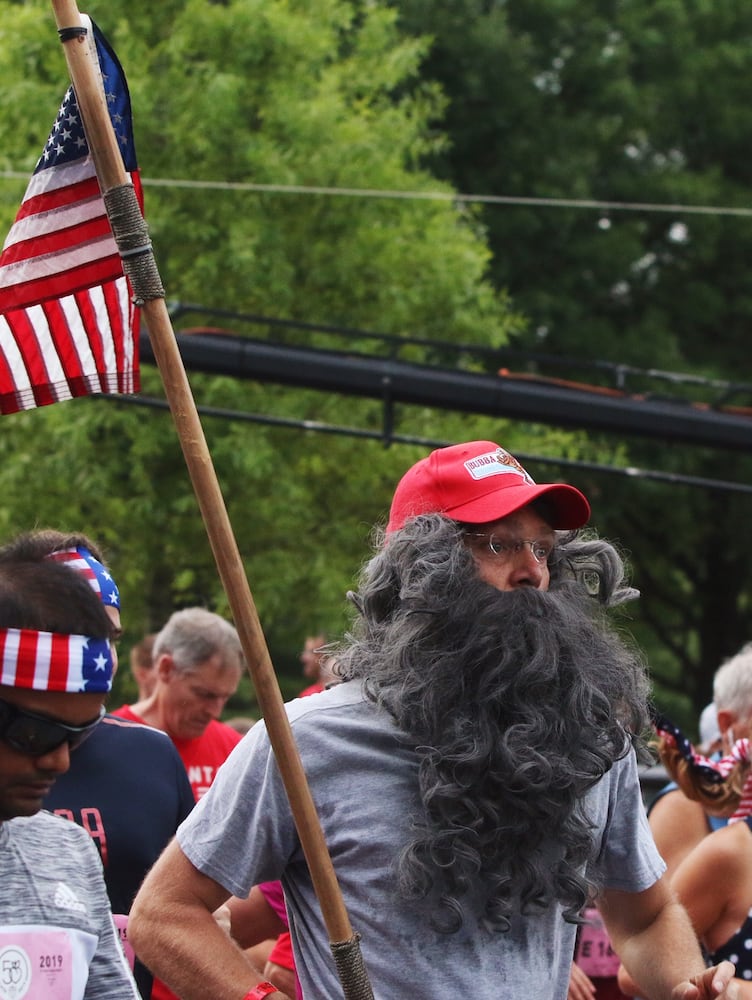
[575,907,621,978]
[0,929,72,1000]
[112,915,135,970]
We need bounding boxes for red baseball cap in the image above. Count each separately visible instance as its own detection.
[387,441,590,533]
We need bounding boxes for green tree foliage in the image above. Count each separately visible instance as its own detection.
[393,0,752,370]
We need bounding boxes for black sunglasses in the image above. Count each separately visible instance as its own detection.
[0,699,105,757]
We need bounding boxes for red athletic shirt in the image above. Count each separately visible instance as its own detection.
[111,705,242,801]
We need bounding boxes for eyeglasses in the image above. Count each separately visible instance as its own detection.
[466,533,555,565]
[0,699,105,757]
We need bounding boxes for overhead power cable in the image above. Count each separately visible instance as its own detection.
[97,393,752,496]
[3,169,752,218]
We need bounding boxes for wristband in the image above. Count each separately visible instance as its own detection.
[243,983,278,1000]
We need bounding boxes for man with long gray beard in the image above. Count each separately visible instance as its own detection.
[130,440,738,1000]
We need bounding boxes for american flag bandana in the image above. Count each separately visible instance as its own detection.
[653,711,752,823]
[47,546,120,610]
[0,627,113,692]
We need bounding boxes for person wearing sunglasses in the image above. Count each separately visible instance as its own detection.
[130,440,738,1000]
[0,529,197,1000]
[0,542,140,999]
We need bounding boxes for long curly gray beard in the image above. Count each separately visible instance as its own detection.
[337,515,650,934]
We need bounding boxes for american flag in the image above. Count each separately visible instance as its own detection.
[0,16,141,415]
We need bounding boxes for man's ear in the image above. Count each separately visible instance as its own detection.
[156,653,176,682]
[716,708,734,735]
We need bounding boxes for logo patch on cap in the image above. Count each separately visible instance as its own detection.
[463,448,536,485]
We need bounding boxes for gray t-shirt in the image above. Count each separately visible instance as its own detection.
[0,810,140,999]
[178,680,664,999]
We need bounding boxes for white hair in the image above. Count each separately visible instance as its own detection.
[153,607,244,675]
[713,642,752,718]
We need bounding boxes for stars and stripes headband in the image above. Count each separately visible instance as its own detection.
[46,546,120,610]
[653,711,752,823]
[0,627,114,693]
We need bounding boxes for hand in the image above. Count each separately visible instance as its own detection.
[567,961,596,1000]
[263,959,297,999]
[671,962,740,999]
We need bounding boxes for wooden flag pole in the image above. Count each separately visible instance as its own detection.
[50,3,373,995]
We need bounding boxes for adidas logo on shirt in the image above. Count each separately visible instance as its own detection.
[53,882,86,913]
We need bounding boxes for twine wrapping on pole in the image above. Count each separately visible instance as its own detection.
[330,935,375,1000]
[102,183,164,303]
